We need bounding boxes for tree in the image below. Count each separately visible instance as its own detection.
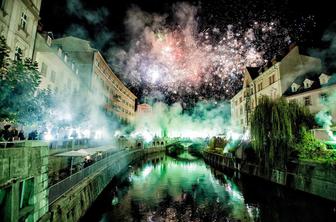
[250,96,314,175]
[0,35,46,125]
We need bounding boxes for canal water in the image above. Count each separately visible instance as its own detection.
[82,152,336,222]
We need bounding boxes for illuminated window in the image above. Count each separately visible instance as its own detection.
[20,12,27,31]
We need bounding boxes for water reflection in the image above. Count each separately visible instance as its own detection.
[102,154,258,222]
[83,152,336,222]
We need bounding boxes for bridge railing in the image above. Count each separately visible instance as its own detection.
[48,149,142,205]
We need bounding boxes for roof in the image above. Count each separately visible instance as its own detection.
[284,72,336,96]
[246,67,260,80]
[52,36,95,52]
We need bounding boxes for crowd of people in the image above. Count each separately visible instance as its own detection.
[0,124,25,142]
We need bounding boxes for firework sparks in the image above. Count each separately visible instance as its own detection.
[111,3,313,104]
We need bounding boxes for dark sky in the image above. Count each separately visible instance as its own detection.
[40,0,336,104]
[40,0,336,47]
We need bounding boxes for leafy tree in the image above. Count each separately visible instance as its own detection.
[0,35,47,125]
[250,96,314,175]
[293,128,336,164]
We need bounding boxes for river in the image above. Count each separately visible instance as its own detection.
[82,152,336,222]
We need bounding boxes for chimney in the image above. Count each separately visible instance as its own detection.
[271,56,277,65]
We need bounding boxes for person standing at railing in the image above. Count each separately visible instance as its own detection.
[11,126,19,140]
[28,130,38,140]
[18,129,25,141]
[0,124,12,141]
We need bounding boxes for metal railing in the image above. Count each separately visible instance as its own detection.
[0,140,26,148]
[48,149,142,205]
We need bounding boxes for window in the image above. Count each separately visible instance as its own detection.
[291,85,297,92]
[239,97,242,103]
[0,0,5,10]
[57,48,62,56]
[19,178,34,209]
[50,71,55,83]
[269,75,275,85]
[320,93,328,102]
[14,46,22,61]
[304,96,312,106]
[20,12,27,31]
[257,82,263,92]
[41,63,47,76]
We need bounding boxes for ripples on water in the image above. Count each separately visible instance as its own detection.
[83,152,336,222]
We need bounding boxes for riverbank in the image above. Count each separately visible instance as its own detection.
[81,152,336,222]
[203,151,336,202]
[44,147,165,222]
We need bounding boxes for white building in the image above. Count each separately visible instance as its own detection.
[231,46,321,130]
[34,33,81,95]
[52,36,137,123]
[284,72,336,122]
[0,0,42,59]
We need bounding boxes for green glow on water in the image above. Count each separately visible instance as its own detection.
[108,156,259,221]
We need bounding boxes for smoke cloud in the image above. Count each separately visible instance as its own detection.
[130,100,231,141]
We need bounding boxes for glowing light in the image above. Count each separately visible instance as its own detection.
[43,130,53,141]
[142,165,153,177]
[94,130,103,139]
[227,130,241,141]
[148,68,160,83]
[82,129,91,138]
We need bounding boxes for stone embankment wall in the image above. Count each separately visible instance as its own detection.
[46,147,165,222]
[0,141,49,222]
[203,151,336,201]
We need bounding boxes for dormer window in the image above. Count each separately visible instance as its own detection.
[319,73,330,85]
[291,83,299,92]
[303,79,313,89]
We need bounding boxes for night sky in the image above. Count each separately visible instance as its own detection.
[40,0,336,106]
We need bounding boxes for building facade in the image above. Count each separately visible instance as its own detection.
[137,103,152,113]
[0,0,42,59]
[284,72,336,122]
[34,33,81,95]
[52,36,137,123]
[231,46,321,130]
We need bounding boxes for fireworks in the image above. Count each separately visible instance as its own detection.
[111,3,314,104]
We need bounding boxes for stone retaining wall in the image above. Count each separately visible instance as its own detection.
[203,151,336,201]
